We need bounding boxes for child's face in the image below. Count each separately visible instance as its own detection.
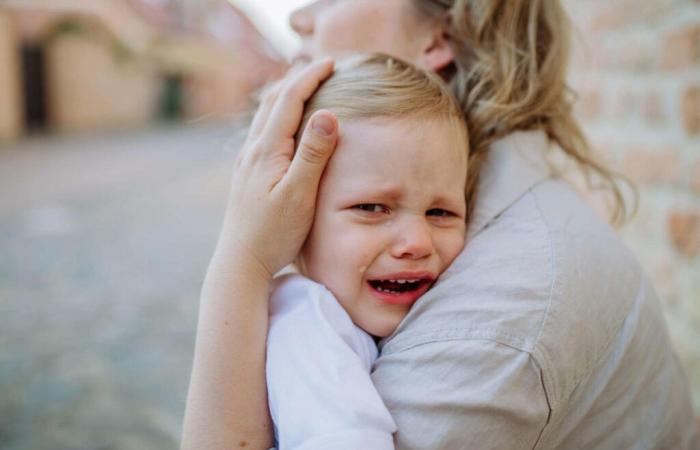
[299,117,467,337]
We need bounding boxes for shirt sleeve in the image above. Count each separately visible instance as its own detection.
[371,339,550,450]
[266,275,397,450]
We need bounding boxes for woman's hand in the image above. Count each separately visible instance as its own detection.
[181,60,339,450]
[218,59,339,280]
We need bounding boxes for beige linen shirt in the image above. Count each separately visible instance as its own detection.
[372,131,699,450]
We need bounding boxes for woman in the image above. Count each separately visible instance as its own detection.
[182,1,698,449]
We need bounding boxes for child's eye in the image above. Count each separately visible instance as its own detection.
[426,208,456,218]
[353,204,390,214]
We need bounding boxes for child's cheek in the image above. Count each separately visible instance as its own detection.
[340,228,385,275]
[337,235,372,274]
[356,251,376,276]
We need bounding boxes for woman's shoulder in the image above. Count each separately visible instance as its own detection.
[467,129,644,324]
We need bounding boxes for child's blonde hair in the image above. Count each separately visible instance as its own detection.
[298,53,468,154]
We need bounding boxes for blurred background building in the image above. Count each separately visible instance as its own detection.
[0,0,284,139]
[0,0,698,449]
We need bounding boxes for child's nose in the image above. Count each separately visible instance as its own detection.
[389,217,433,260]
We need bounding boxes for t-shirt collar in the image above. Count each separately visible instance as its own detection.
[467,130,553,240]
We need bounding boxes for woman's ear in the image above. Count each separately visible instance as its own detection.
[420,29,455,73]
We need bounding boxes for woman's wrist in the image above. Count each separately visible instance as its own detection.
[207,238,274,288]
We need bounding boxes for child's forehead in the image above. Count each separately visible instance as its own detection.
[320,116,468,197]
[332,116,467,167]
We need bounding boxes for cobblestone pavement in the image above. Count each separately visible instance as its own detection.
[0,125,240,449]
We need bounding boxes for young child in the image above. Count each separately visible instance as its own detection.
[265,54,469,449]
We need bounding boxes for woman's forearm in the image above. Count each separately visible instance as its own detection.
[180,59,337,450]
[181,240,274,450]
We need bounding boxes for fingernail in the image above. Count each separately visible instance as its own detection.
[312,114,335,137]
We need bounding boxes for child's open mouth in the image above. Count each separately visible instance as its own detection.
[368,279,428,293]
[367,275,434,306]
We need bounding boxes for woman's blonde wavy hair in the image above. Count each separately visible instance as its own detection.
[411,0,633,225]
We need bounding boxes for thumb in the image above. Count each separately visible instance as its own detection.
[284,110,338,191]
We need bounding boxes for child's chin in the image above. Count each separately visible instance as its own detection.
[366,322,398,340]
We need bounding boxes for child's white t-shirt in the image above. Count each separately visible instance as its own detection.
[266,273,397,450]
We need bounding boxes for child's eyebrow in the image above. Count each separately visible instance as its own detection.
[437,198,468,216]
[341,184,404,201]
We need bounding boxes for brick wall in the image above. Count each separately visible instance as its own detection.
[563,0,700,413]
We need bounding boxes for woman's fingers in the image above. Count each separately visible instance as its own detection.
[281,110,338,195]
[262,58,334,148]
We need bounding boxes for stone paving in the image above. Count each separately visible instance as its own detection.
[0,124,239,449]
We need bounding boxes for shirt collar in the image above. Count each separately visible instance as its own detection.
[467,130,553,240]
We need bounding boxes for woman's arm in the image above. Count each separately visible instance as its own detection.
[181,249,274,449]
[181,59,339,450]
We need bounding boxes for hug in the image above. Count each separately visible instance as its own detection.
[182,1,699,449]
